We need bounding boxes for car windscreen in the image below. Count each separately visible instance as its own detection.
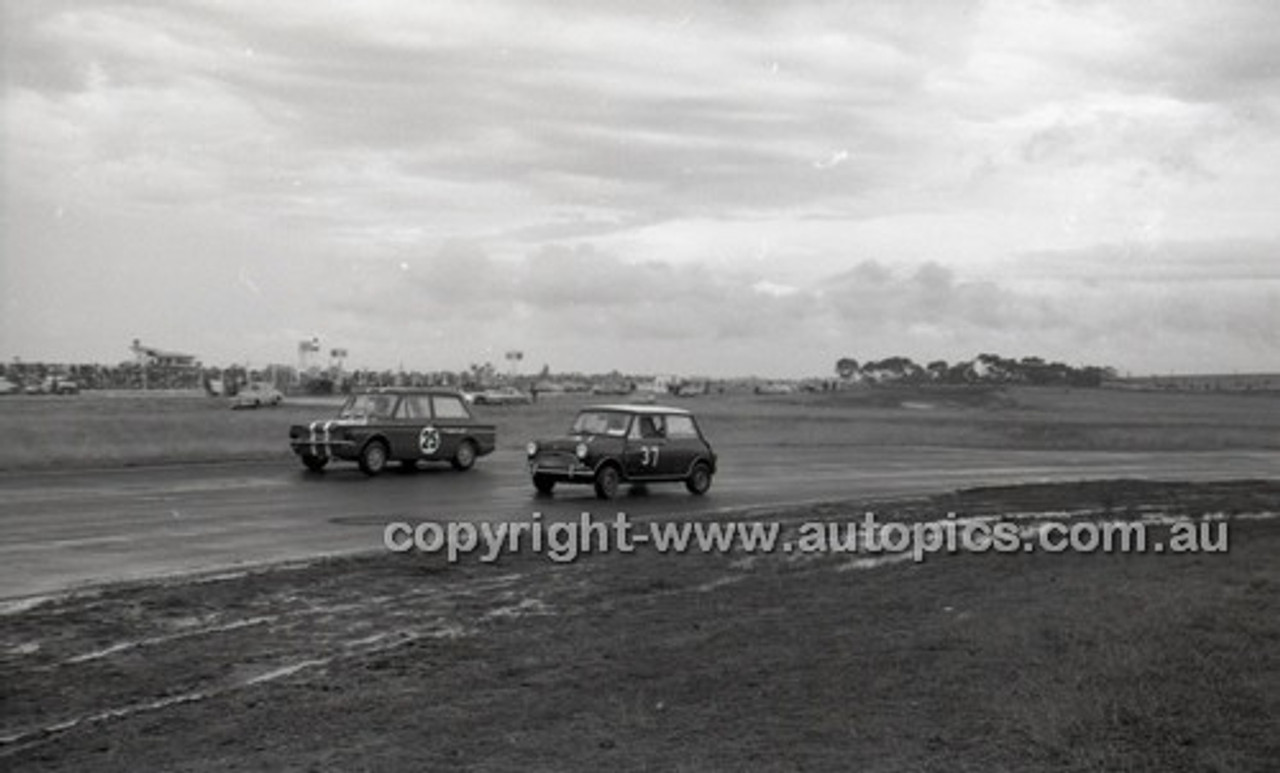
[571,410,631,437]
[339,394,397,420]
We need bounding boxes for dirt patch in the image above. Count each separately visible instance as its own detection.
[2,480,1278,771]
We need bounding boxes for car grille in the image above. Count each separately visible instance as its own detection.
[537,451,577,469]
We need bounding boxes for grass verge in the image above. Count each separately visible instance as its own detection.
[2,480,1276,771]
[2,386,1279,471]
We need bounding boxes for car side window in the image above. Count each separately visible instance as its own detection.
[666,415,698,438]
[432,395,470,420]
[631,415,665,439]
[395,397,416,419]
[371,396,396,419]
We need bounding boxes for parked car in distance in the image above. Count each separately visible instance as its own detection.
[526,404,717,499]
[288,388,496,476]
[230,382,284,409]
[27,376,80,395]
[675,381,708,397]
[0,377,20,395]
[754,382,796,395]
[472,386,532,405]
[590,381,633,396]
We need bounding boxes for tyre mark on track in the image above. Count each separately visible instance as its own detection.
[1,570,533,755]
[62,615,277,665]
[0,620,475,755]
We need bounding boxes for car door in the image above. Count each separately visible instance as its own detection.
[360,394,402,456]
[387,395,427,460]
[429,393,474,460]
[659,414,702,478]
[623,414,667,479]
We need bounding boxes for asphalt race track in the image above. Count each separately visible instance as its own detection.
[2,446,1277,600]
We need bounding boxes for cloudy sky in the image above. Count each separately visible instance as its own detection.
[2,0,1277,377]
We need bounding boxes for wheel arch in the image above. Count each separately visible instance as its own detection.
[359,433,391,454]
[683,454,716,477]
[592,457,626,480]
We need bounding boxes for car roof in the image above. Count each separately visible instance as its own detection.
[583,404,692,416]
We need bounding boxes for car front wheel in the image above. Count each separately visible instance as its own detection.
[685,463,712,495]
[301,453,328,472]
[533,474,556,494]
[594,465,621,500]
[358,440,389,476]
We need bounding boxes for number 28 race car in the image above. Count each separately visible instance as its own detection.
[289,388,496,476]
[526,404,717,499]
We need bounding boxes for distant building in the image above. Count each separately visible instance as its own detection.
[130,339,202,389]
[131,339,200,369]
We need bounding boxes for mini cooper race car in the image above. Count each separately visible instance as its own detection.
[526,404,717,499]
[289,388,496,476]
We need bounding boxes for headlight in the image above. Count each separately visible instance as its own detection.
[526,441,538,457]
[575,442,589,460]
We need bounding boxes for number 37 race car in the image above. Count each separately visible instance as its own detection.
[526,404,717,499]
[289,388,496,476]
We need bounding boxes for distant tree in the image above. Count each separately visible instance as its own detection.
[976,353,1019,383]
[834,351,1115,388]
[861,356,922,383]
[946,360,978,384]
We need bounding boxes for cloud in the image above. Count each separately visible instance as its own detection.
[823,260,1064,336]
[333,241,823,347]
[3,1,1278,376]
[317,237,1277,377]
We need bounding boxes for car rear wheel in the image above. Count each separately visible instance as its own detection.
[533,474,556,494]
[594,465,621,500]
[451,440,478,471]
[301,453,328,472]
[685,462,712,495]
[358,440,389,476]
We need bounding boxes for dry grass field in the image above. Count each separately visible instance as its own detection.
[0,385,1278,471]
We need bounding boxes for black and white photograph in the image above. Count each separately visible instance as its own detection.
[2,1,1278,770]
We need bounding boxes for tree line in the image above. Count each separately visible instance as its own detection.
[835,353,1117,388]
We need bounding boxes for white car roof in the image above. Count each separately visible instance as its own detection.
[583,404,692,416]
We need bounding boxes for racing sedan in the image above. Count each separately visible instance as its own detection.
[289,388,496,476]
[526,404,717,499]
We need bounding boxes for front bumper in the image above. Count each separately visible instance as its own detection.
[290,439,358,459]
[529,456,597,482]
[286,440,355,458]
[290,422,359,459]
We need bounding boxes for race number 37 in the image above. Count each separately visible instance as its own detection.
[639,445,660,467]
